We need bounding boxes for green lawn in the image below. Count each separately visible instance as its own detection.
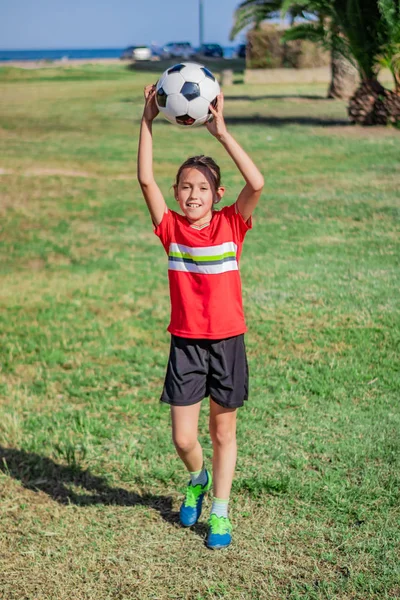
[0,63,399,600]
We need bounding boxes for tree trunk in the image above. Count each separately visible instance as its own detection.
[327,50,359,101]
[394,72,400,95]
[348,78,400,126]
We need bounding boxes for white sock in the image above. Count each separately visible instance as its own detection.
[190,467,207,487]
[211,497,229,518]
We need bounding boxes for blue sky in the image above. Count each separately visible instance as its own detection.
[0,0,251,50]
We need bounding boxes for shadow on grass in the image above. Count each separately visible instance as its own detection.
[0,445,208,539]
[225,115,350,127]
[226,115,350,127]
[152,115,350,127]
[223,94,330,101]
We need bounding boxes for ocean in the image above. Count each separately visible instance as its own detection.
[0,47,236,62]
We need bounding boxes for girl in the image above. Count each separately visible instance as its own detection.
[137,84,264,549]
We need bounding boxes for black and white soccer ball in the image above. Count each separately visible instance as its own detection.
[155,62,220,128]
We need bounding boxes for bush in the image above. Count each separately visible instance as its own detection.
[247,25,284,69]
[247,24,330,69]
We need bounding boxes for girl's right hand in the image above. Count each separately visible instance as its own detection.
[143,84,159,122]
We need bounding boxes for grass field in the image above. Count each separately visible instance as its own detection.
[0,63,399,600]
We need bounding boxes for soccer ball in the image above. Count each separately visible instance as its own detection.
[155,62,220,128]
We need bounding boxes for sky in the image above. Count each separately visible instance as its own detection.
[0,0,250,50]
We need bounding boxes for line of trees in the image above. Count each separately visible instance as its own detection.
[230,0,400,126]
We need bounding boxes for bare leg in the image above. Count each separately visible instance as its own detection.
[209,399,237,499]
[171,403,203,473]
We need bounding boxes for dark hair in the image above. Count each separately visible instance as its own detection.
[175,155,221,191]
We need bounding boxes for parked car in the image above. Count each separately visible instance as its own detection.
[237,44,247,59]
[162,42,195,60]
[198,43,224,58]
[120,45,152,61]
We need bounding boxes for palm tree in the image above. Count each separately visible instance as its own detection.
[284,0,400,124]
[329,0,400,124]
[280,4,358,100]
[232,0,400,124]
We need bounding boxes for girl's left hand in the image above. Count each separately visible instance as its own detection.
[205,93,227,139]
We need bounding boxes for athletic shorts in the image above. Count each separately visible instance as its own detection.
[160,334,249,409]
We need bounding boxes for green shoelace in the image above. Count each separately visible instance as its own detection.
[209,514,232,535]
[183,484,204,508]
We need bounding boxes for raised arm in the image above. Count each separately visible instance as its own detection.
[207,94,264,223]
[137,85,167,226]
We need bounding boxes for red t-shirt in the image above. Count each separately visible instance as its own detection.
[154,203,252,339]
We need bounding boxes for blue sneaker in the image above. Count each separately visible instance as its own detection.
[179,470,212,527]
[206,514,232,549]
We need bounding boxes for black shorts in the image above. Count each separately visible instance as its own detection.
[160,334,249,409]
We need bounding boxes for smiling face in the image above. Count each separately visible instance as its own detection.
[174,166,224,226]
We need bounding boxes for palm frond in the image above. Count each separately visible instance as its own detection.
[282,19,351,60]
[281,0,334,18]
[282,22,327,43]
[230,0,283,40]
